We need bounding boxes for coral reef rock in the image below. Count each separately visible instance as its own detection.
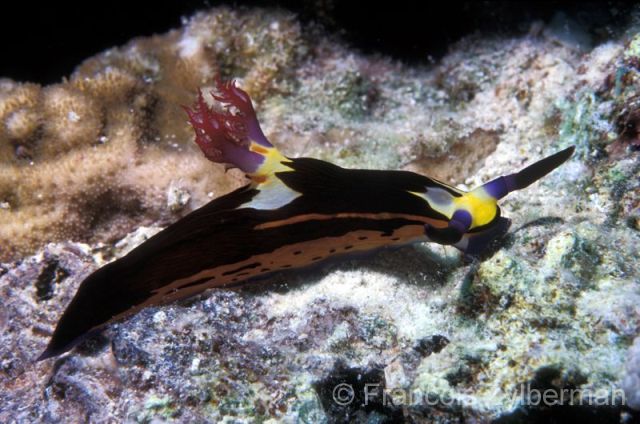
[2,6,640,423]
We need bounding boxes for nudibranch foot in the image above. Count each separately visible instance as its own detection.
[453,217,512,256]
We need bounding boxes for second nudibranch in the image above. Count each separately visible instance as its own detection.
[37,78,574,360]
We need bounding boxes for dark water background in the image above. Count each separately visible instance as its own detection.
[0,0,633,83]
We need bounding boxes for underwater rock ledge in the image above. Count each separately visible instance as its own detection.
[1,6,640,423]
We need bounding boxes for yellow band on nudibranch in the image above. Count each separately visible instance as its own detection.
[248,141,294,183]
[454,187,498,228]
[242,142,302,209]
[409,186,498,229]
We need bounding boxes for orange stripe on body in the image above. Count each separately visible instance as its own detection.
[254,212,447,230]
[101,219,438,331]
[150,224,428,301]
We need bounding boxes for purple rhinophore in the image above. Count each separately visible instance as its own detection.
[450,209,472,233]
[483,175,518,200]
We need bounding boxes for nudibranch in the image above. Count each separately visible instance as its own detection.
[38,78,574,360]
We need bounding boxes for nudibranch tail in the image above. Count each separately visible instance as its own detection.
[184,77,289,180]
